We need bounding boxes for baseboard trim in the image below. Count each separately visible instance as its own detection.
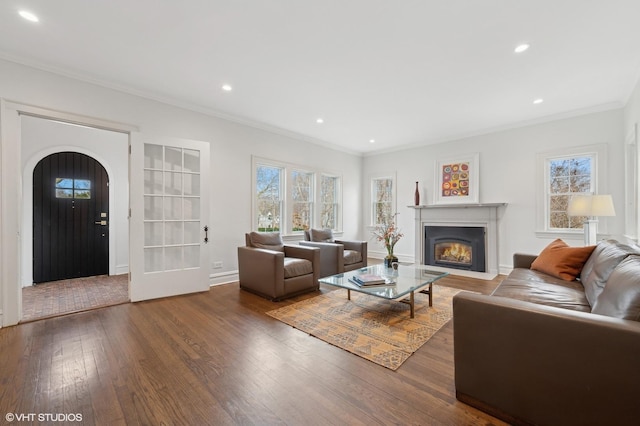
[210,270,238,286]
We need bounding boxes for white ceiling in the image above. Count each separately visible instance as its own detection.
[1,1,640,154]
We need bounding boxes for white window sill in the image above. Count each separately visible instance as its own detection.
[535,230,584,240]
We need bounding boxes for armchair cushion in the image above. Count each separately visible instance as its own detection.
[247,231,284,252]
[283,258,313,278]
[343,250,362,265]
[308,228,334,242]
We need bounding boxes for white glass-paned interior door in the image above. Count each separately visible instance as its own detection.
[130,134,210,302]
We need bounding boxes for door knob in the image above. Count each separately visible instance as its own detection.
[95,220,108,225]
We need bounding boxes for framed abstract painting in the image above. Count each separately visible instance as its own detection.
[434,152,479,204]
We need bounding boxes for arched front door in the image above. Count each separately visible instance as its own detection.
[33,152,109,283]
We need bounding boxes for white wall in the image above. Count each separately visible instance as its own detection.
[624,77,640,135]
[0,58,362,324]
[362,109,626,273]
[21,116,129,285]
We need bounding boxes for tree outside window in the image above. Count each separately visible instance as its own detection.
[256,164,282,231]
[548,156,593,229]
[291,170,313,231]
[320,175,339,229]
[372,177,393,225]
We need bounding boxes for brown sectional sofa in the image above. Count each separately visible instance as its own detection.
[453,239,640,426]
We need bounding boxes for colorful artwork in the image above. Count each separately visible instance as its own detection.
[441,162,470,197]
[434,153,479,205]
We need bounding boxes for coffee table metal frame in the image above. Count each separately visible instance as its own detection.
[318,264,449,318]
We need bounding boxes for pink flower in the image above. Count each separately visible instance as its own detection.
[372,213,403,258]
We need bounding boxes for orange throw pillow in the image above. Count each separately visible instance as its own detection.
[531,239,596,281]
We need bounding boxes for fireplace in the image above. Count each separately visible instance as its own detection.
[424,226,486,272]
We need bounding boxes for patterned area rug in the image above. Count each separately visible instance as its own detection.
[266,285,466,370]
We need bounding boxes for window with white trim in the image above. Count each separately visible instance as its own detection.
[291,169,313,231]
[253,157,342,234]
[547,155,594,230]
[536,144,606,236]
[320,174,339,229]
[256,163,283,231]
[371,176,394,225]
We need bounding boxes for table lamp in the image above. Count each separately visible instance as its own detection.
[567,194,616,246]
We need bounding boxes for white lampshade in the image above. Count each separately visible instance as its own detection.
[567,194,616,217]
[567,194,615,246]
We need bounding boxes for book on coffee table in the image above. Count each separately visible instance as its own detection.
[349,273,395,286]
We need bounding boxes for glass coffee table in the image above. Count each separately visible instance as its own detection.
[318,264,449,318]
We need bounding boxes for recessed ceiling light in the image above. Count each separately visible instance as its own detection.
[514,43,530,53]
[221,84,232,92]
[18,10,39,22]
[369,139,375,144]
[533,98,544,104]
[316,118,324,124]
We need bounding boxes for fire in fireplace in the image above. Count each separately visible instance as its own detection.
[425,226,486,272]
[435,242,472,266]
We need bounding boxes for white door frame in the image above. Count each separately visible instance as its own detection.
[0,99,137,326]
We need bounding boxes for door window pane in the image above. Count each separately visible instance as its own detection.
[183,149,200,173]
[143,144,201,273]
[144,144,163,169]
[55,177,92,199]
[144,196,163,220]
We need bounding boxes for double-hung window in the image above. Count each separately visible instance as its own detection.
[547,155,594,230]
[536,144,605,236]
[291,169,313,231]
[371,175,394,225]
[320,175,339,229]
[255,163,283,231]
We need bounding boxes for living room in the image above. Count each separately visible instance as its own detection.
[1,1,640,424]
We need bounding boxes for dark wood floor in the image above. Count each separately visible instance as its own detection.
[0,274,506,425]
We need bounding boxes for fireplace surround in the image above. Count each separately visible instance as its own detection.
[411,203,506,277]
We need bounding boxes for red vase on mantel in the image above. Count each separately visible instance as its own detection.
[414,181,420,206]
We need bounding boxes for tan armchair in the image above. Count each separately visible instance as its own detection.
[238,232,320,301]
[299,229,367,278]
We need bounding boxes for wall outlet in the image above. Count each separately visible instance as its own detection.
[213,261,223,269]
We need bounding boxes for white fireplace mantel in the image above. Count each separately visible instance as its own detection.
[409,203,507,278]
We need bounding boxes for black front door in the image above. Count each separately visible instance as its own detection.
[33,152,109,283]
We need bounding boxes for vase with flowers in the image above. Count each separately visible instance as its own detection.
[372,213,404,268]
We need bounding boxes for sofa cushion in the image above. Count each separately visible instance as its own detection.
[283,257,313,278]
[492,268,591,312]
[309,228,334,242]
[591,255,640,321]
[580,239,638,306]
[531,239,596,281]
[248,232,284,252]
[343,249,362,265]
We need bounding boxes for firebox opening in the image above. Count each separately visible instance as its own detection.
[424,226,486,272]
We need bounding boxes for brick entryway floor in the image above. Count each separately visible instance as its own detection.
[21,274,129,322]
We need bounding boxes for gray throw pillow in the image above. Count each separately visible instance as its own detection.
[310,228,333,242]
[249,232,284,252]
[580,240,638,306]
[592,255,640,321]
